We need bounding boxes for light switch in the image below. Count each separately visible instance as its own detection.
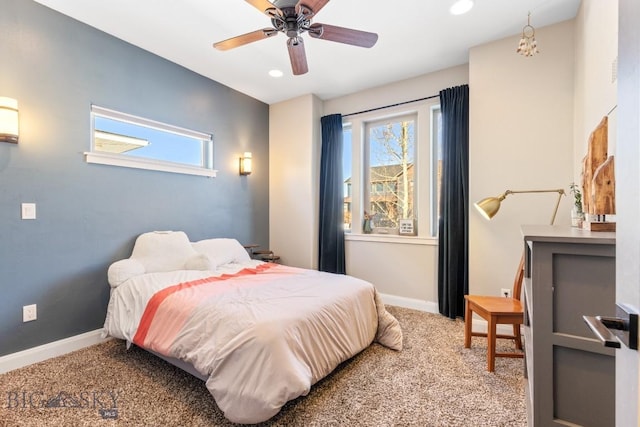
[21,203,36,220]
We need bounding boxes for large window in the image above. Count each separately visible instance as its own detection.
[85,106,216,177]
[343,101,441,238]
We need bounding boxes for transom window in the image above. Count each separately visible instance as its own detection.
[85,106,216,177]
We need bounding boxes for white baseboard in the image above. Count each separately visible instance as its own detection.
[0,329,110,374]
[379,293,439,313]
[379,293,515,335]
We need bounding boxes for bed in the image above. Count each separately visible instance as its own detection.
[103,231,403,424]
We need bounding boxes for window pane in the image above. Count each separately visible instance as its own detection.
[91,106,213,171]
[367,117,415,231]
[343,126,352,231]
[94,116,205,167]
[431,107,442,236]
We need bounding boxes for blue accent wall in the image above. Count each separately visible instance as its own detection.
[0,0,270,356]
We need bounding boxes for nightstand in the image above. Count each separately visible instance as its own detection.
[252,250,280,263]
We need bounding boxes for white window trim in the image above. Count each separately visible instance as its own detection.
[84,151,217,178]
[344,99,437,240]
[345,233,438,246]
[85,105,217,178]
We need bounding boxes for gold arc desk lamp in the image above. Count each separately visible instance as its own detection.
[474,189,566,226]
[474,188,565,298]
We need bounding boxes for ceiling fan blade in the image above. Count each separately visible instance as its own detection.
[296,0,330,16]
[213,28,278,51]
[308,23,378,48]
[287,38,309,75]
[245,0,278,14]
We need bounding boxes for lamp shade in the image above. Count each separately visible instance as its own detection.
[474,196,503,220]
[239,152,252,175]
[0,97,19,144]
[474,189,565,224]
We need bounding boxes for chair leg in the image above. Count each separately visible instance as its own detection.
[513,324,523,350]
[487,316,497,372]
[464,302,472,348]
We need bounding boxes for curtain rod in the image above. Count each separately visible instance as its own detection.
[342,94,439,118]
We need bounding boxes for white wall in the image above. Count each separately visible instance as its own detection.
[469,20,575,297]
[269,94,322,269]
[573,0,618,180]
[323,64,469,119]
[345,238,438,310]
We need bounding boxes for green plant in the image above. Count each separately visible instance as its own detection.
[569,182,583,213]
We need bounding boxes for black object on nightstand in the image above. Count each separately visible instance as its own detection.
[243,244,280,263]
[252,250,280,263]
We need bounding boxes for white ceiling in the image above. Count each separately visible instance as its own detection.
[33,0,581,105]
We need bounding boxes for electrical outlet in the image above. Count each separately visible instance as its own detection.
[23,304,37,322]
[501,288,512,298]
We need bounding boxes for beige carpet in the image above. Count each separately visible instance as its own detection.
[0,307,526,426]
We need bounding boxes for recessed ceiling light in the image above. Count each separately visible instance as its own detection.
[450,0,474,15]
[269,69,284,78]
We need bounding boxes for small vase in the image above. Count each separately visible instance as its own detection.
[571,207,585,228]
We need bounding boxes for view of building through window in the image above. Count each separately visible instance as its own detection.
[366,116,415,230]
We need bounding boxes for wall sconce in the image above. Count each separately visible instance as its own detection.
[0,97,19,144]
[239,152,252,175]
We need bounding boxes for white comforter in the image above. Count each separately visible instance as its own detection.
[103,261,402,424]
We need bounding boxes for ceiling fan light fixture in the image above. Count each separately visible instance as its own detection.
[450,0,474,15]
[269,69,284,78]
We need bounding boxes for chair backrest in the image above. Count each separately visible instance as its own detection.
[512,254,525,301]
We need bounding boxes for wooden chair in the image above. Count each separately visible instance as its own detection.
[464,255,525,372]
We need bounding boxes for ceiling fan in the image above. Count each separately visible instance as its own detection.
[213,0,378,75]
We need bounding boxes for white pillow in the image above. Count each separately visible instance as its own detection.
[192,238,251,268]
[107,259,145,288]
[184,253,213,271]
[130,231,198,273]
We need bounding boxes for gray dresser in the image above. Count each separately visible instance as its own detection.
[521,225,616,427]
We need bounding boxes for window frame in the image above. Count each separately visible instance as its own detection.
[342,99,440,242]
[85,105,217,178]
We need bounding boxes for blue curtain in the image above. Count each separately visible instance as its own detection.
[437,85,469,319]
[319,114,346,274]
